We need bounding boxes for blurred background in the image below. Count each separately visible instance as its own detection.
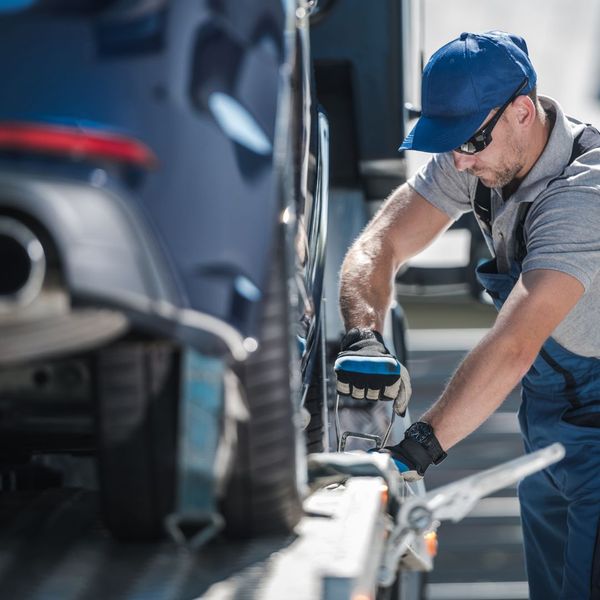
[400,2,600,598]
[1,1,599,598]
[412,0,600,178]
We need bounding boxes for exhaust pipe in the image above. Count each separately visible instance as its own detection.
[0,217,46,311]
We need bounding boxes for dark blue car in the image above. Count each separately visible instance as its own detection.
[0,0,423,551]
[0,0,329,541]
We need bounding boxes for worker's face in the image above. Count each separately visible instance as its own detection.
[452,107,526,188]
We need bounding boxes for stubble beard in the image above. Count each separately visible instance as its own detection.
[484,136,526,189]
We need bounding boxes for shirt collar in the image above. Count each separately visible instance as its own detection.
[509,96,581,203]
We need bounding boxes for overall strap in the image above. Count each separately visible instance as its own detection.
[568,124,600,165]
[472,179,492,237]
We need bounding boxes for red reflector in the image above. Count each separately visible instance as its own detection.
[0,122,158,169]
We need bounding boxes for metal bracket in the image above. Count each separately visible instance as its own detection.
[339,431,381,452]
[378,442,566,587]
[335,394,397,452]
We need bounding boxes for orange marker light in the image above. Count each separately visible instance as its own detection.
[424,531,438,557]
[380,484,389,506]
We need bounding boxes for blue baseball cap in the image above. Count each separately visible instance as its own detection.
[400,31,537,153]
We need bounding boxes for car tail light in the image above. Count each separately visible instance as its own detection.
[0,121,158,169]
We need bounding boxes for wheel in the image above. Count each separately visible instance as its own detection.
[220,235,304,538]
[304,325,327,454]
[94,340,179,541]
[391,302,409,365]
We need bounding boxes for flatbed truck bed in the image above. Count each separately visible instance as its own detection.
[0,455,423,600]
[0,445,565,600]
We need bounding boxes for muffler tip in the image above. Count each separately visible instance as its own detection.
[0,217,46,310]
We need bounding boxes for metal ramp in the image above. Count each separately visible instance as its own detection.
[0,488,293,600]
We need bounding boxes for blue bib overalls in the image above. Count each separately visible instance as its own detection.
[477,257,600,599]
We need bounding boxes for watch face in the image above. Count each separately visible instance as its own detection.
[406,421,447,465]
[409,422,433,444]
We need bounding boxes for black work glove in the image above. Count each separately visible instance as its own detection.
[380,422,448,481]
[334,328,412,413]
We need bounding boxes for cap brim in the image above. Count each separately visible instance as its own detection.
[399,108,491,153]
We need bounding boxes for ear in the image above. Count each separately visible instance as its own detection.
[512,95,536,128]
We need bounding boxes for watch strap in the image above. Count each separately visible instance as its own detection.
[406,421,447,465]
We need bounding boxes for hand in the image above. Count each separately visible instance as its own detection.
[334,328,412,414]
[380,422,448,480]
[380,439,429,481]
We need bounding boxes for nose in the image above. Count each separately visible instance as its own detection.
[453,151,477,172]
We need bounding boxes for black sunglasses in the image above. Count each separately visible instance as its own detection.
[454,78,529,155]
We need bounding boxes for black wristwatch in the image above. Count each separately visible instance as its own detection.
[405,421,447,465]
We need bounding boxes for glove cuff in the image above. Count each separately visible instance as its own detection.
[341,327,386,351]
[396,438,434,475]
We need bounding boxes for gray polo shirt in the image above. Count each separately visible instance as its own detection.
[407,96,600,357]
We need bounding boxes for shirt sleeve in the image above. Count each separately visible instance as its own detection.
[406,151,474,220]
[522,189,600,290]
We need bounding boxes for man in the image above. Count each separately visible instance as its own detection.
[334,31,600,599]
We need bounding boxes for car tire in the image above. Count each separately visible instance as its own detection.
[391,302,408,365]
[220,235,304,538]
[94,340,180,541]
[304,328,327,454]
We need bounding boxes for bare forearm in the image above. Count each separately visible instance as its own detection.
[338,185,452,334]
[339,239,396,332]
[421,331,534,450]
[422,269,586,451]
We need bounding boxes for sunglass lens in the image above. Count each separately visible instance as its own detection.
[457,141,477,154]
